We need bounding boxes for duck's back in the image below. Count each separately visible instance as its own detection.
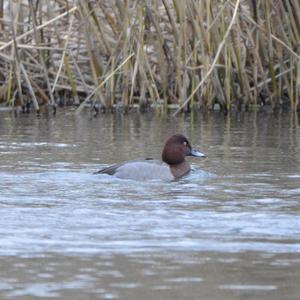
[97,160,174,181]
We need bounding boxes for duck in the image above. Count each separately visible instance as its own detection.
[95,134,205,181]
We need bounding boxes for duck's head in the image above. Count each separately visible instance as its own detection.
[162,134,205,165]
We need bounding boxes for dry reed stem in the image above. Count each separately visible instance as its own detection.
[19,62,39,110]
[9,0,24,107]
[234,2,300,61]
[51,13,75,92]
[75,53,134,114]
[173,0,241,116]
[28,0,55,108]
[0,6,77,51]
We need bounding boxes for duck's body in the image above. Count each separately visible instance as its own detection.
[96,134,205,181]
[97,160,174,181]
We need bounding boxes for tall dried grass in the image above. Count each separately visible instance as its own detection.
[0,0,299,114]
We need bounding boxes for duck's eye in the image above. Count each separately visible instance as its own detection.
[183,141,187,146]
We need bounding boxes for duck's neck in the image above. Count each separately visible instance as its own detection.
[169,161,191,179]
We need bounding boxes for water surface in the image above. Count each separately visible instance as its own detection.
[0,110,300,299]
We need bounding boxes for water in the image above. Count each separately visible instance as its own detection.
[0,110,300,299]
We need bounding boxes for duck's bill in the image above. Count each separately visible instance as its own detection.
[190,149,206,158]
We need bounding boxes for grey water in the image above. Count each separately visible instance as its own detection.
[0,110,300,300]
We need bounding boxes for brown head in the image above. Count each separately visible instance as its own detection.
[162,134,205,165]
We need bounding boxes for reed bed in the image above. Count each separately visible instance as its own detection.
[0,0,299,114]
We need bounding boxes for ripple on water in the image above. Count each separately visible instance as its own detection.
[0,141,77,149]
[219,284,277,291]
[0,168,300,256]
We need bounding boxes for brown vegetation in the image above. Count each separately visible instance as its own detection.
[0,0,299,114]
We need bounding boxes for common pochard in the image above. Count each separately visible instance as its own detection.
[95,134,205,181]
